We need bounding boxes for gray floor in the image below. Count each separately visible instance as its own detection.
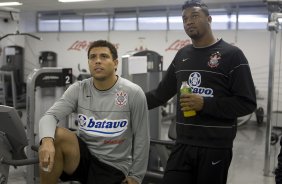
[227,120,276,184]
[6,120,277,184]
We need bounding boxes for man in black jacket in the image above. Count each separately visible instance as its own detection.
[146,1,257,183]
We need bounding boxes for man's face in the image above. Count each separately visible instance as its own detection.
[182,7,211,40]
[88,47,118,81]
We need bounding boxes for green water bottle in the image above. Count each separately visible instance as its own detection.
[180,81,196,117]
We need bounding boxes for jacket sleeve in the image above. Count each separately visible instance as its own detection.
[276,138,282,184]
[38,82,79,141]
[201,49,257,119]
[146,62,177,110]
[128,88,150,184]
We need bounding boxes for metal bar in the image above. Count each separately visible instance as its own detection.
[10,72,16,108]
[26,68,38,184]
[264,29,277,176]
[0,72,6,105]
[1,158,39,167]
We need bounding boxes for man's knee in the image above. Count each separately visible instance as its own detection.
[53,127,79,154]
[54,127,75,144]
[53,127,80,173]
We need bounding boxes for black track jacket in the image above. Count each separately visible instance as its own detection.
[276,138,282,183]
[146,39,257,148]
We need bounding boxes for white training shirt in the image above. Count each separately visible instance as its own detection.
[39,76,150,183]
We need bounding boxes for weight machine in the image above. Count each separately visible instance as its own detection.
[0,46,26,108]
[25,67,73,183]
[122,50,176,183]
[0,68,73,184]
[0,105,38,184]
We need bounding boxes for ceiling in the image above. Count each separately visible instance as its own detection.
[0,0,267,12]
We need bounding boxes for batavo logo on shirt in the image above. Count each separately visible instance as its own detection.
[188,72,214,97]
[77,114,128,137]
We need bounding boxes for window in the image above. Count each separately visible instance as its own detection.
[232,6,268,30]
[139,9,167,30]
[169,8,183,30]
[211,14,230,30]
[113,11,137,30]
[38,12,59,32]
[85,15,109,31]
[37,4,269,32]
[236,14,268,30]
[60,12,83,31]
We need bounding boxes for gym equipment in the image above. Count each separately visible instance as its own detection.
[26,67,73,184]
[39,51,58,97]
[256,107,264,125]
[122,50,176,183]
[39,51,57,67]
[0,46,26,108]
[264,0,282,176]
[142,116,176,184]
[122,50,166,140]
[0,105,38,184]
[0,71,16,107]
[0,31,41,41]
[0,75,6,105]
[76,64,91,81]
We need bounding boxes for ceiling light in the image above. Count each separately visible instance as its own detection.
[58,0,102,2]
[0,2,22,6]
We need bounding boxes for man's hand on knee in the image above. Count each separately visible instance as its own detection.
[122,177,139,184]
[39,137,55,172]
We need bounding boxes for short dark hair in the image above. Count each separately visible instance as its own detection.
[182,0,209,16]
[87,40,118,60]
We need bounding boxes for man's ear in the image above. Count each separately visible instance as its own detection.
[114,59,118,71]
[208,15,212,24]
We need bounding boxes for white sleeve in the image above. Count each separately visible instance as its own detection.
[128,87,150,183]
[39,115,57,141]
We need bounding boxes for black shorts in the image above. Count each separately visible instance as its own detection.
[60,136,125,184]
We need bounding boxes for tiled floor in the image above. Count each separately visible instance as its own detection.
[5,119,277,184]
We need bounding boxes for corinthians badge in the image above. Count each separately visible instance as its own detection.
[115,91,128,107]
[208,51,221,68]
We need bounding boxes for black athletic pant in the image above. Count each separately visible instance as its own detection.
[162,143,232,184]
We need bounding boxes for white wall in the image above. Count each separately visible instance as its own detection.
[24,30,270,73]
[25,30,271,95]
